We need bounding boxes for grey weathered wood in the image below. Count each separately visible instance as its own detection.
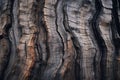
[0,0,120,80]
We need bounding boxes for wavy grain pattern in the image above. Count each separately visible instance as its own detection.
[0,0,119,80]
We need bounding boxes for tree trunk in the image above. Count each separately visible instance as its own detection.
[0,0,120,80]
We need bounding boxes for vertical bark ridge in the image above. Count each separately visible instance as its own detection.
[54,1,76,80]
[64,0,97,80]
[29,0,47,80]
[0,0,12,80]
[98,1,114,80]
[41,0,64,79]
[4,0,20,78]
[62,2,81,80]
[54,0,65,79]
[4,0,38,80]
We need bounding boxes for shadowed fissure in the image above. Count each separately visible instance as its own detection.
[111,0,120,80]
[90,0,107,80]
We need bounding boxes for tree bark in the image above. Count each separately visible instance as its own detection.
[0,0,120,80]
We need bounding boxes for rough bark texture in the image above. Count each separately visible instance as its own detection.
[0,0,120,80]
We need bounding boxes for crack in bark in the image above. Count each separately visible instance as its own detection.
[62,4,81,80]
[54,0,66,80]
[90,0,107,80]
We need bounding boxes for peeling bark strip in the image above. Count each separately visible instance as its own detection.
[0,0,120,80]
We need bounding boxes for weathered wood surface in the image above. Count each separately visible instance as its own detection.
[0,0,120,80]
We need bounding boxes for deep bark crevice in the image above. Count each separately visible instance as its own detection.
[62,4,81,80]
[0,24,12,80]
[90,0,107,80]
[111,0,120,80]
[54,1,67,80]
[112,0,120,36]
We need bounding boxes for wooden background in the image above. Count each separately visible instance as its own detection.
[0,0,120,80]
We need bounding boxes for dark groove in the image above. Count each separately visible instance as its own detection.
[118,0,120,9]
[112,0,120,36]
[0,0,14,77]
[28,0,47,80]
[111,0,120,80]
[90,0,107,80]
[25,42,27,58]
[110,20,119,80]
[10,0,15,39]
[1,24,12,80]
[54,0,65,80]
[63,4,81,80]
